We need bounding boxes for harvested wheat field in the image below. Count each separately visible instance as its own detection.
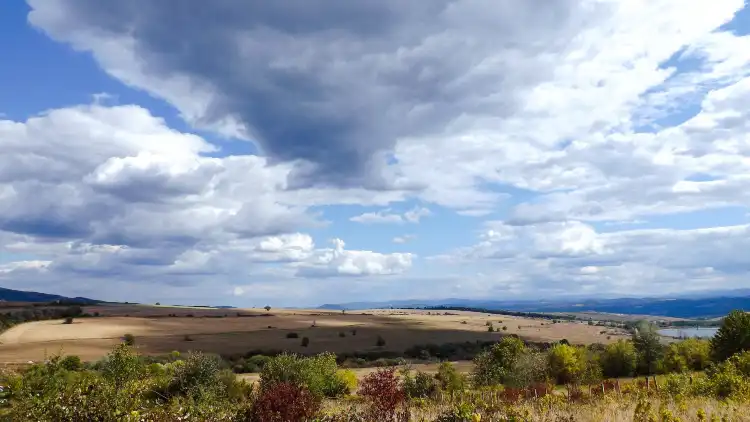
[0,304,626,363]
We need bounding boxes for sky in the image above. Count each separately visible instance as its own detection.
[1,1,750,307]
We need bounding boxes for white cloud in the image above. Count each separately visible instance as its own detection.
[296,239,414,278]
[351,206,431,224]
[9,0,750,302]
[393,235,416,244]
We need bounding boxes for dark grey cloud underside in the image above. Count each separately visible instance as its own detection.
[29,0,597,187]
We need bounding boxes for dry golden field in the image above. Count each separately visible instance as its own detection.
[0,304,627,363]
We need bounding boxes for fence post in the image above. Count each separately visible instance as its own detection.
[645,377,650,391]
[615,379,621,396]
[601,382,605,395]
[652,376,659,392]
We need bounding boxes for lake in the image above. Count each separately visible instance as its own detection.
[658,327,718,339]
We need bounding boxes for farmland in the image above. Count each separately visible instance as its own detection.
[0,304,625,363]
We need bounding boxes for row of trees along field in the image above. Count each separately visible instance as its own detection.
[0,310,748,421]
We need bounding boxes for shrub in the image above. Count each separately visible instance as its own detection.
[98,344,145,388]
[63,317,74,324]
[547,344,587,385]
[487,326,494,332]
[473,336,526,386]
[601,340,637,378]
[336,369,358,394]
[287,332,300,339]
[402,368,437,399]
[358,367,405,419]
[123,333,135,346]
[264,305,272,312]
[664,338,711,373]
[166,351,226,399]
[711,310,750,361]
[506,351,548,388]
[249,382,319,422]
[59,355,83,371]
[502,326,508,331]
[301,337,310,347]
[376,336,386,347]
[434,361,466,393]
[339,331,346,338]
[260,352,347,399]
[351,329,357,336]
[184,334,194,342]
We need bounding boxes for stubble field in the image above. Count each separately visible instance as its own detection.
[0,304,626,363]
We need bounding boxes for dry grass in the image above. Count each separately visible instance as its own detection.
[0,304,627,363]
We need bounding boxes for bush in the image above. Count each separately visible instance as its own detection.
[287,332,300,339]
[664,338,711,373]
[260,353,347,399]
[434,361,466,393]
[339,331,346,338]
[502,326,508,331]
[487,326,494,332]
[358,367,405,419]
[123,333,135,346]
[301,337,310,347]
[711,310,750,361]
[473,336,526,386]
[376,336,386,347]
[63,317,74,324]
[547,344,586,385]
[402,368,438,399]
[249,382,319,422]
[167,351,227,400]
[601,340,637,378]
[336,369,358,394]
[184,334,194,342]
[59,355,83,371]
[506,351,548,388]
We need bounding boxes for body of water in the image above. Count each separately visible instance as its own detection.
[658,327,718,339]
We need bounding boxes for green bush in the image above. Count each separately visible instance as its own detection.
[59,355,83,371]
[260,352,348,399]
[287,332,300,339]
[547,343,586,385]
[123,333,135,346]
[505,351,548,388]
[435,361,466,393]
[302,337,310,347]
[376,336,386,347]
[473,336,526,386]
[402,368,437,399]
[601,340,637,378]
[664,338,711,373]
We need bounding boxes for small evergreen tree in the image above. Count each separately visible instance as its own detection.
[711,310,750,361]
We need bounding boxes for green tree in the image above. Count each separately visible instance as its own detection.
[664,338,711,373]
[601,340,637,378]
[264,305,271,312]
[473,336,526,386]
[434,361,466,393]
[546,344,586,385]
[506,351,548,388]
[633,321,664,375]
[711,310,750,361]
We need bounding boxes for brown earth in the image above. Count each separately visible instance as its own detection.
[0,304,628,363]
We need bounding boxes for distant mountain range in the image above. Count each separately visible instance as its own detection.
[0,286,98,304]
[319,293,750,319]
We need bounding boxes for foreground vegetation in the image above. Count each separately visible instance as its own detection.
[0,310,748,421]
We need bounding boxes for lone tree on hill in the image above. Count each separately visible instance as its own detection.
[264,305,271,312]
[711,310,750,361]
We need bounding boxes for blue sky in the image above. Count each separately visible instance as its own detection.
[1,0,750,307]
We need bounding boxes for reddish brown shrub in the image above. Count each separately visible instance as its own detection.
[249,382,320,422]
[358,368,405,419]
